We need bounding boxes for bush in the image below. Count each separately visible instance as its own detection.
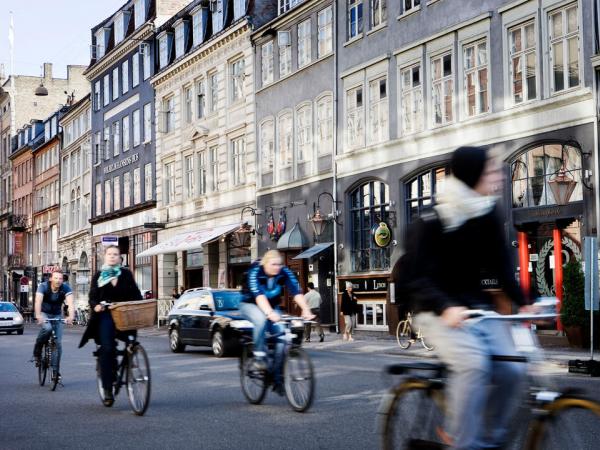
[561,259,589,328]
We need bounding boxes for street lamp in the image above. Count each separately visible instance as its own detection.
[34,81,48,96]
[237,206,263,237]
[548,145,578,205]
[307,192,341,238]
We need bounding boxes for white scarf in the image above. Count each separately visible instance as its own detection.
[434,176,497,232]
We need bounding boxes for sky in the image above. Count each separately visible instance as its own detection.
[0,0,125,79]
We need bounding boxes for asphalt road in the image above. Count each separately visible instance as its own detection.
[1,325,599,450]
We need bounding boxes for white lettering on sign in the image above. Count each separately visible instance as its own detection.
[103,153,140,174]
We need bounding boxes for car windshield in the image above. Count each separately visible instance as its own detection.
[212,291,242,311]
[0,303,18,312]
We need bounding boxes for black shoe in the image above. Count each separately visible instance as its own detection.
[273,383,285,397]
[32,356,41,367]
[319,334,325,342]
[103,388,114,407]
[305,338,310,343]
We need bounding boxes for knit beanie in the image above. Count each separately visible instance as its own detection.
[450,146,489,188]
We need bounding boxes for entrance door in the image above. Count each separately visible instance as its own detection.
[284,251,307,315]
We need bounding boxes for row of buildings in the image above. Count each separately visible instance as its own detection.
[1,0,600,334]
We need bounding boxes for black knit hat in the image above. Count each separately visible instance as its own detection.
[450,146,489,188]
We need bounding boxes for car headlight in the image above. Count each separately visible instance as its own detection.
[13,315,24,324]
[290,319,304,329]
[230,320,254,329]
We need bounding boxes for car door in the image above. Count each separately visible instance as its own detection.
[177,293,201,341]
[194,292,215,344]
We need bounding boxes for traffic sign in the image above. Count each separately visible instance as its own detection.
[101,235,119,246]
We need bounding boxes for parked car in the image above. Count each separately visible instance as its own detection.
[167,288,304,357]
[0,302,25,335]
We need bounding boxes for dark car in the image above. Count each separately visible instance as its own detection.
[0,302,25,335]
[167,288,304,357]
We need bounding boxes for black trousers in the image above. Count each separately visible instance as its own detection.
[97,311,136,390]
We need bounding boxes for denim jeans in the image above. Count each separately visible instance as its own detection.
[34,313,63,371]
[239,302,286,384]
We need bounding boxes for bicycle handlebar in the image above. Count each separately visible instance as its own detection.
[462,310,558,322]
[44,318,67,323]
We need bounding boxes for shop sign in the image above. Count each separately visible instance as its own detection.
[43,265,61,274]
[372,222,392,248]
[101,235,119,246]
[339,277,389,293]
[103,153,139,174]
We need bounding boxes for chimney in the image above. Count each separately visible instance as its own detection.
[0,63,5,84]
[43,63,53,80]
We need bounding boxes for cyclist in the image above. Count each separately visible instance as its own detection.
[240,250,313,395]
[32,271,74,376]
[78,245,142,406]
[396,146,533,450]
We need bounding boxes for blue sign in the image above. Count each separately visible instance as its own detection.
[584,236,599,311]
[101,235,119,246]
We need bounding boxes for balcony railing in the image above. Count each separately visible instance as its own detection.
[8,214,29,231]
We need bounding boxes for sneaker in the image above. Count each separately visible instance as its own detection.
[348,336,355,342]
[319,334,325,343]
[273,383,285,397]
[252,358,267,371]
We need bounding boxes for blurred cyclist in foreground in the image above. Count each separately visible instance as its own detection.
[395,146,534,450]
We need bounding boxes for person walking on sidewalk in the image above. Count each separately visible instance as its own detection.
[304,282,325,343]
[341,282,358,341]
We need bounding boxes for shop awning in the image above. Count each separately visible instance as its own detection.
[293,242,334,259]
[136,223,240,258]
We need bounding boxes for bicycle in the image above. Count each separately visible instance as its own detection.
[239,317,315,412]
[396,312,434,351]
[379,308,600,449]
[37,318,66,392]
[74,307,89,326]
[93,301,151,416]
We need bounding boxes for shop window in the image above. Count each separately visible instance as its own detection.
[405,167,448,222]
[134,232,156,293]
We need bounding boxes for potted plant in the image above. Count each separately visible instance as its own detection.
[561,259,590,348]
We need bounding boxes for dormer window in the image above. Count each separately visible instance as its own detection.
[158,32,173,69]
[212,0,225,34]
[192,6,206,47]
[44,122,50,141]
[95,29,105,58]
[174,20,188,59]
[234,0,246,20]
[134,0,147,29]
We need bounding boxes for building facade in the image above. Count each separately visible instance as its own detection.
[333,0,597,332]
[57,95,92,307]
[252,0,337,321]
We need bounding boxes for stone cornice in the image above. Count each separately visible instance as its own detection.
[152,21,250,87]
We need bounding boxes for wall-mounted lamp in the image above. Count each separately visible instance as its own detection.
[307,191,341,237]
[238,206,263,237]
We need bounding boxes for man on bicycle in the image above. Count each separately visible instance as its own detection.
[240,250,313,395]
[32,271,74,374]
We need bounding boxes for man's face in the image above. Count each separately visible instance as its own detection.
[50,272,63,288]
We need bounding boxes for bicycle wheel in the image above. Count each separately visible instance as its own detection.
[284,348,315,412]
[380,379,447,450]
[95,359,114,407]
[526,395,600,449]
[240,346,267,405]
[420,335,435,352]
[126,344,151,416]
[50,342,59,391]
[396,321,412,350]
[38,344,49,386]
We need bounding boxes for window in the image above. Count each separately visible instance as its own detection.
[132,52,140,87]
[103,74,110,106]
[260,120,274,174]
[212,0,225,33]
[350,181,390,271]
[348,0,363,40]
[278,0,304,15]
[122,115,130,151]
[346,86,364,149]
[133,109,141,147]
[368,77,388,143]
[464,40,489,117]
[184,86,193,124]
[209,72,219,112]
[144,164,152,201]
[94,132,102,163]
[198,151,207,195]
[509,21,537,104]
[262,42,274,86]
[371,0,386,28]
[162,97,174,133]
[231,137,245,186]
[296,105,312,164]
[143,102,152,142]
[135,0,146,28]
[112,67,119,101]
[95,29,105,59]
[123,172,131,208]
[143,46,151,80]
[195,79,206,119]
[133,167,141,204]
[103,126,110,160]
[113,176,121,211]
[209,146,219,191]
[316,94,333,155]
[431,53,453,125]
[278,113,293,169]
[400,64,423,134]
[406,167,447,222]
[114,12,125,45]
[318,7,333,57]
[104,180,111,213]
[122,60,129,94]
[113,121,120,156]
[279,41,292,77]
[230,59,245,102]
[159,34,172,69]
[175,22,186,59]
[184,154,195,199]
[298,19,311,68]
[94,81,101,110]
[548,4,579,93]
[95,183,102,215]
[192,8,203,47]
[404,0,420,12]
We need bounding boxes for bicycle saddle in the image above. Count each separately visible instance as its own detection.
[386,361,446,376]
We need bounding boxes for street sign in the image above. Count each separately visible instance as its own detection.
[101,235,119,246]
[20,285,29,293]
[20,276,29,286]
[584,236,599,311]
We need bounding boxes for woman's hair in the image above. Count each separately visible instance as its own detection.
[345,281,353,290]
[260,250,282,266]
[103,245,120,254]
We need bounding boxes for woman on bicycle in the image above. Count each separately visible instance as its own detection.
[79,245,142,405]
[240,250,313,394]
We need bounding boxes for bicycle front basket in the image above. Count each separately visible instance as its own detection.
[109,300,157,331]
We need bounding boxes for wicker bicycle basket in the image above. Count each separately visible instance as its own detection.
[109,299,157,331]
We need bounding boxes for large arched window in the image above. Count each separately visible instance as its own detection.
[405,167,448,222]
[350,180,390,272]
[511,143,583,208]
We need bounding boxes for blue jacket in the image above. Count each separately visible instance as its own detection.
[242,262,301,308]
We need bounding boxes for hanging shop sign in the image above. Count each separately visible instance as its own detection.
[372,222,392,248]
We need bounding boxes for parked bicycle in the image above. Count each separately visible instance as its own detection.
[37,318,66,391]
[239,317,315,412]
[395,312,433,351]
[379,309,600,449]
[74,307,89,326]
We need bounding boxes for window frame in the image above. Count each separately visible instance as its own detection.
[547,3,580,95]
[367,75,388,144]
[348,0,364,40]
[430,51,454,127]
[507,19,538,106]
[261,41,274,86]
[346,84,365,150]
[297,19,312,69]
[318,6,333,58]
[462,38,490,118]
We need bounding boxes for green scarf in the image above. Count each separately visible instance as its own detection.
[98,264,122,288]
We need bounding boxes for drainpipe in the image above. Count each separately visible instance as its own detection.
[332,0,339,334]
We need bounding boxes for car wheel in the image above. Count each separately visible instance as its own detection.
[17,329,23,335]
[169,327,186,353]
[7,331,13,335]
[212,329,227,358]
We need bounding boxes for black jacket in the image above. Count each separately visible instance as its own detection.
[78,268,143,348]
[395,207,527,315]
[341,291,359,315]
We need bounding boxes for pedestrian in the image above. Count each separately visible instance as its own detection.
[172,288,181,300]
[396,145,532,449]
[78,245,143,407]
[180,286,185,296]
[304,282,325,343]
[341,281,358,342]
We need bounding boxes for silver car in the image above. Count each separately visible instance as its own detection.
[0,302,25,335]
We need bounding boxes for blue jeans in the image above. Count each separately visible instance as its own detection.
[97,311,137,390]
[34,314,63,371]
[239,302,286,384]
